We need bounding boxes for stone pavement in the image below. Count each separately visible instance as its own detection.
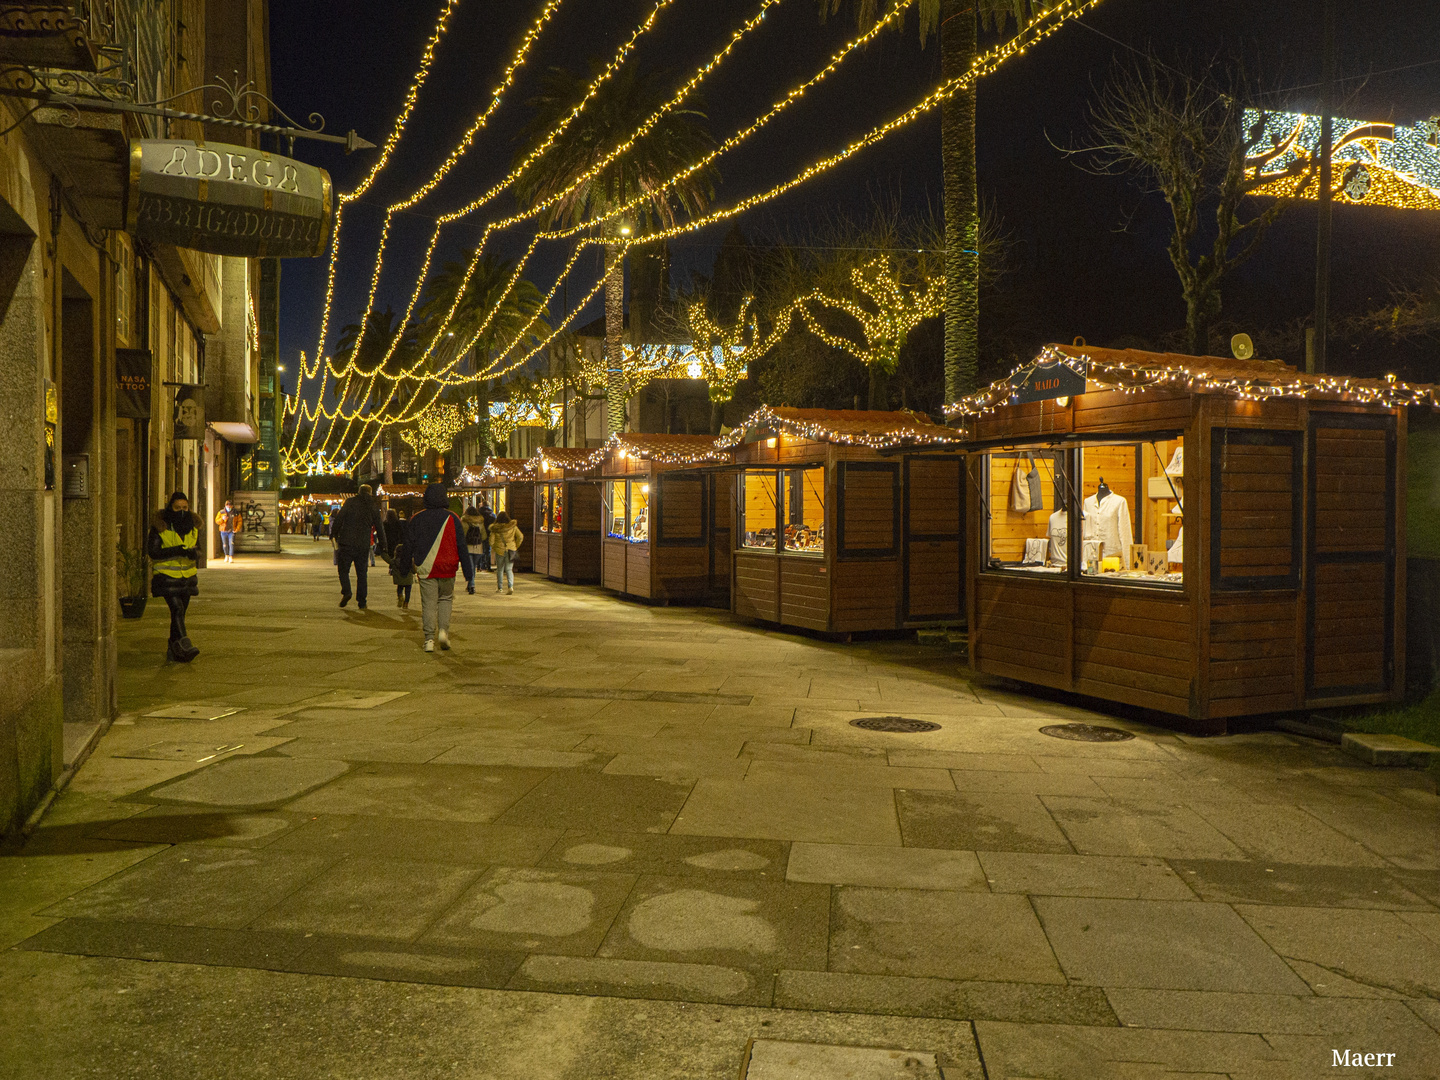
[3,538,1439,1079]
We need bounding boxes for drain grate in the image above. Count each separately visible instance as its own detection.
[850,716,941,733]
[1040,723,1135,742]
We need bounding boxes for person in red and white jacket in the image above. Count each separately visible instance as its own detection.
[403,483,475,653]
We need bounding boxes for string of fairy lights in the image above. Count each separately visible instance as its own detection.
[288,0,919,466]
[714,404,964,450]
[285,0,1105,472]
[304,0,463,384]
[944,344,1440,421]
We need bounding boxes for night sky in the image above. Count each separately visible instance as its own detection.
[269,0,1440,394]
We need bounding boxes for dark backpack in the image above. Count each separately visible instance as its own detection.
[465,524,483,546]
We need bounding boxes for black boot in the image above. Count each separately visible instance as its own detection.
[176,637,199,662]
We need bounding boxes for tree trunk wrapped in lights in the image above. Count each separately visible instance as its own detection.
[604,241,628,433]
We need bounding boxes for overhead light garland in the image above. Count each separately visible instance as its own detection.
[945,343,1440,420]
[310,0,911,400]
[717,404,964,450]
[299,0,1100,466]
[305,0,462,383]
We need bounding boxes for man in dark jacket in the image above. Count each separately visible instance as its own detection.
[330,485,387,609]
[405,482,474,652]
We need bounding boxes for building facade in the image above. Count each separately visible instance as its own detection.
[0,0,278,834]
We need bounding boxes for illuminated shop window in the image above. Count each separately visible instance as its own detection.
[981,437,1184,588]
[781,467,825,554]
[629,482,649,543]
[606,480,628,539]
[551,482,564,534]
[740,470,778,550]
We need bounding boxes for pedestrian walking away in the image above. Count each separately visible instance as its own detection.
[479,497,497,570]
[214,499,243,563]
[381,509,413,610]
[404,482,474,652]
[330,484,388,609]
[148,491,201,663]
[489,511,524,595]
[460,503,486,593]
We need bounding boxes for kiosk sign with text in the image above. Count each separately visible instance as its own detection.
[1009,358,1086,404]
[127,140,333,259]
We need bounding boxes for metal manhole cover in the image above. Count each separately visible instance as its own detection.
[849,716,941,733]
[1040,723,1135,742]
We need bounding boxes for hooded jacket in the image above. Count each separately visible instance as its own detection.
[330,492,387,553]
[404,483,474,584]
[489,519,524,555]
[147,508,200,597]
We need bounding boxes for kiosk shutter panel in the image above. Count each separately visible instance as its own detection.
[1209,429,1302,590]
[659,474,704,542]
[1306,415,1395,697]
[838,463,898,554]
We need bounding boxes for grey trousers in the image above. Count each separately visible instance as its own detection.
[418,576,454,640]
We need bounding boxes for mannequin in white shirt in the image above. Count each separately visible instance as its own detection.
[1047,509,1067,566]
[1081,479,1133,563]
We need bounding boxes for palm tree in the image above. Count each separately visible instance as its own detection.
[513,61,719,433]
[417,250,550,375]
[820,0,1059,401]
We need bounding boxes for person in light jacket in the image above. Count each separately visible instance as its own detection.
[488,512,524,595]
[148,491,201,663]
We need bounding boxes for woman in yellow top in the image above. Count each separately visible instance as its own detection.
[148,491,201,662]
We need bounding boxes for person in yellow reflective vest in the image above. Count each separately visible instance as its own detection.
[147,490,201,662]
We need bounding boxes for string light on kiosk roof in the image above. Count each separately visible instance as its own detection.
[945,343,1440,420]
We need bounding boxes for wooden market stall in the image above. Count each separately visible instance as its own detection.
[952,343,1437,732]
[532,447,604,584]
[718,407,967,634]
[466,458,536,573]
[600,434,733,606]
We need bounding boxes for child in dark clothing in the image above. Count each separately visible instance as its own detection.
[389,539,414,610]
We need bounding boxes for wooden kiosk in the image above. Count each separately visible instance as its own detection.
[532,447,603,584]
[471,458,536,573]
[719,407,967,634]
[599,434,732,605]
[953,344,1436,731]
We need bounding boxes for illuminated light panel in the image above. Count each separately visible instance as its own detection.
[1245,109,1440,210]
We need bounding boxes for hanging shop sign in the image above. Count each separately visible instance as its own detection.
[173,384,205,440]
[117,348,152,419]
[127,140,333,259]
[1010,357,1087,404]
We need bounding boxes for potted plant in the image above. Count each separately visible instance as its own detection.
[117,543,148,619]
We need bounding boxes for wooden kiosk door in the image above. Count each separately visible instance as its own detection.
[903,456,965,621]
[1305,413,1397,699]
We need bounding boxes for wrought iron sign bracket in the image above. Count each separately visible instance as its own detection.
[0,71,375,153]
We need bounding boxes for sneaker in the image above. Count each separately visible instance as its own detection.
[437,629,450,651]
[423,639,435,653]
[506,586,513,595]
[339,595,350,608]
